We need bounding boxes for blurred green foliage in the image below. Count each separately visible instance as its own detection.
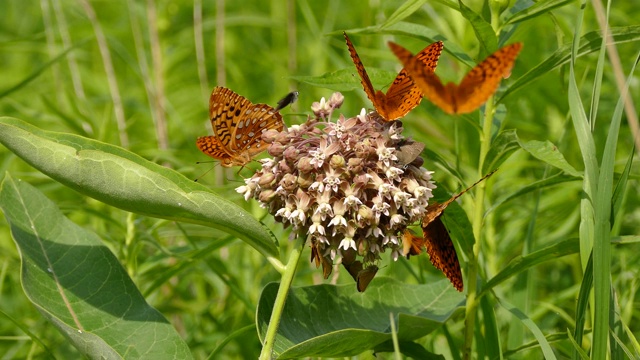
[0,0,639,358]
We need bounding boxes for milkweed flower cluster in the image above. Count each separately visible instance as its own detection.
[236,93,436,271]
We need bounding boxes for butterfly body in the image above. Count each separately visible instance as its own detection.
[197,86,284,167]
[344,32,443,121]
[389,41,523,114]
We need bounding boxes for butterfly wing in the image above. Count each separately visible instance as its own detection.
[422,217,463,291]
[453,43,523,114]
[356,265,378,292]
[196,135,236,166]
[197,86,283,167]
[344,32,390,119]
[402,229,426,257]
[389,41,456,114]
[384,41,444,120]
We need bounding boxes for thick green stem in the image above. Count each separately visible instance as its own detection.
[259,239,304,360]
[462,98,495,360]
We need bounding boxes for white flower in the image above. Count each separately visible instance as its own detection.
[339,237,356,251]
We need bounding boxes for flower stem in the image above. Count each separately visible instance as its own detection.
[259,238,304,360]
[462,98,495,360]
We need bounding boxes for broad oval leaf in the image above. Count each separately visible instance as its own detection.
[257,278,464,358]
[0,117,278,258]
[0,174,192,359]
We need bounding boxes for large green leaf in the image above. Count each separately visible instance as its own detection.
[519,140,582,177]
[0,174,192,359]
[257,278,464,359]
[292,67,397,92]
[0,117,279,258]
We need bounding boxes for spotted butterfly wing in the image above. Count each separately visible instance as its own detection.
[421,217,463,291]
[389,42,523,114]
[196,86,284,167]
[406,170,498,291]
[343,32,443,121]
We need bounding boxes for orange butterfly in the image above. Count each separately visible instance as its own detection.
[344,32,443,121]
[389,41,523,114]
[402,169,498,291]
[196,86,284,167]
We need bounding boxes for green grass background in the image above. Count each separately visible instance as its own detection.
[0,0,639,358]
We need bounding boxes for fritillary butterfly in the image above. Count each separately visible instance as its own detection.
[402,169,497,291]
[389,41,523,114]
[344,32,443,121]
[196,86,284,167]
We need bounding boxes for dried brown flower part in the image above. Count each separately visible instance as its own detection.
[237,93,436,290]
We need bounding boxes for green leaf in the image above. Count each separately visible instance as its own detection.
[489,173,580,212]
[482,129,521,174]
[612,149,634,226]
[519,140,582,177]
[0,41,86,99]
[481,238,580,296]
[480,295,502,359]
[382,0,429,29]
[0,174,192,359]
[571,252,593,360]
[257,278,463,358]
[434,185,475,258]
[343,22,476,67]
[497,299,558,360]
[458,0,498,55]
[373,340,444,359]
[292,67,397,92]
[500,25,640,103]
[0,117,279,258]
[505,0,574,25]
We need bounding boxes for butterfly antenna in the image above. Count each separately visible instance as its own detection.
[450,168,499,202]
[193,161,219,182]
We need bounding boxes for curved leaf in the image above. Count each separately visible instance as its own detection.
[519,140,582,177]
[0,117,278,258]
[0,174,192,359]
[257,278,463,359]
[458,0,497,56]
[482,129,521,174]
[292,67,397,92]
[504,0,574,25]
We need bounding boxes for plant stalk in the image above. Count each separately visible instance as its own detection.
[259,239,304,360]
[463,98,496,360]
